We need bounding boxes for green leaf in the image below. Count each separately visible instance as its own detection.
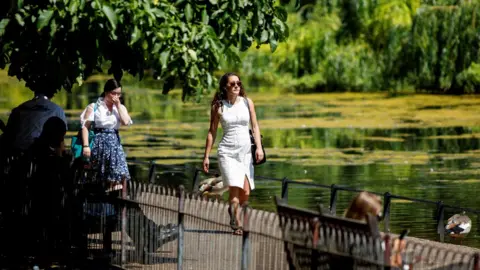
[211,9,223,18]
[188,64,199,78]
[187,49,197,61]
[260,29,268,43]
[0,19,10,37]
[207,72,213,87]
[185,3,193,22]
[160,49,171,69]
[37,10,54,30]
[272,18,286,39]
[15,14,24,27]
[201,9,209,24]
[231,22,238,35]
[239,18,247,34]
[130,26,141,45]
[49,18,57,37]
[209,0,218,4]
[69,1,79,14]
[102,5,117,30]
[269,37,278,53]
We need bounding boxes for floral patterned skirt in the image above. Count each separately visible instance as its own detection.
[91,129,130,182]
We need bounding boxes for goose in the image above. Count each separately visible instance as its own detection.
[445,212,471,243]
[198,175,228,199]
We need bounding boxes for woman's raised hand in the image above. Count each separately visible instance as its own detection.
[112,96,121,106]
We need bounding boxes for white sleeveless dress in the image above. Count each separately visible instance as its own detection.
[217,97,255,190]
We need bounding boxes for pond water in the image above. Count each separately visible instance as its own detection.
[2,83,480,248]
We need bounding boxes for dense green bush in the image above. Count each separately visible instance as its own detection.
[235,0,480,94]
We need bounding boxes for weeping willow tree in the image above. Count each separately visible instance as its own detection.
[405,2,480,93]
[237,0,480,94]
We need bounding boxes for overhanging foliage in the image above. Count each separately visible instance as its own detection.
[0,0,289,99]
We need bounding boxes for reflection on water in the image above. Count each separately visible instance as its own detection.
[2,87,480,247]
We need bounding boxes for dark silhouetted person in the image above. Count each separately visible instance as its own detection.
[28,116,68,158]
[2,116,71,267]
[27,117,72,264]
[1,90,67,155]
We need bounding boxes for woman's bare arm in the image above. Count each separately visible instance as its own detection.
[203,106,220,172]
[81,106,93,146]
[247,98,262,149]
[204,106,220,158]
[117,104,132,126]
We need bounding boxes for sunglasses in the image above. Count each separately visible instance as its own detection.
[228,81,242,87]
[110,91,122,97]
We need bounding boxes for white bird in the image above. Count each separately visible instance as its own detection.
[198,175,228,199]
[445,212,472,244]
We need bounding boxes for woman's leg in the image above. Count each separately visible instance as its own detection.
[228,186,241,230]
[239,176,251,205]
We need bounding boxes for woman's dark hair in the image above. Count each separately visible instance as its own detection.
[211,72,246,112]
[101,79,122,98]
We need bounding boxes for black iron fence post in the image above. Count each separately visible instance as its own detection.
[435,201,445,242]
[281,178,289,202]
[177,185,185,270]
[383,192,391,232]
[329,184,338,215]
[192,169,201,191]
[148,160,156,183]
[241,204,250,270]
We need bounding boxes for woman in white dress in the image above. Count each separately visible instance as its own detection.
[203,73,264,235]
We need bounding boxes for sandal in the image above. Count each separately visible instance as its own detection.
[233,227,243,235]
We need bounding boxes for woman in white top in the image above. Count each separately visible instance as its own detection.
[79,81,181,252]
[80,79,133,189]
[203,72,264,235]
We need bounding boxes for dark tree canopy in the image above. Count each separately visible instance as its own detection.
[0,0,289,99]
